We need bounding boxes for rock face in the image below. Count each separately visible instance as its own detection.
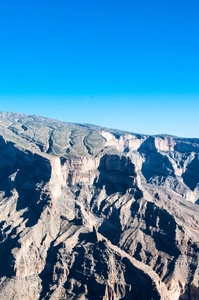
[0,112,199,300]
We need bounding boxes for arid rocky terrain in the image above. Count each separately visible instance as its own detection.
[0,112,198,300]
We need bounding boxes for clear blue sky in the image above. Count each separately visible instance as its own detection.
[0,0,198,137]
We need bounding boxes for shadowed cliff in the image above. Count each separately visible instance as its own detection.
[0,112,198,300]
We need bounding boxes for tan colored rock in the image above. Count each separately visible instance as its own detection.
[0,112,198,299]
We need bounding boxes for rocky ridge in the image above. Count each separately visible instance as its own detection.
[0,112,198,299]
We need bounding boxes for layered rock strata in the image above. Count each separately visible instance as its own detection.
[0,112,198,299]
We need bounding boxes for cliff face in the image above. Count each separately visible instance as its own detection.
[0,112,198,300]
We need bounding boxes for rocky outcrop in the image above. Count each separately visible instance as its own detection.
[0,112,199,299]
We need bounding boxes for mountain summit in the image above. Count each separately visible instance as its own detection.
[0,112,198,299]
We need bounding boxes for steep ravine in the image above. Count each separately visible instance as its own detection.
[0,112,198,299]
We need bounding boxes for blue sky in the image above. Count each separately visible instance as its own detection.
[0,0,198,137]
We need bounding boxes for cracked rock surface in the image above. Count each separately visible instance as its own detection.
[0,112,199,299]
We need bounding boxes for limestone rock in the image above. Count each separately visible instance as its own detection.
[0,112,198,299]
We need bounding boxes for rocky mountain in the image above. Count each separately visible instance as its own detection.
[0,111,198,300]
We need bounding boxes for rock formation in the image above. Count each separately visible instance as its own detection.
[0,112,198,299]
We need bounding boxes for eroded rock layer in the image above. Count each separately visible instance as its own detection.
[0,112,198,300]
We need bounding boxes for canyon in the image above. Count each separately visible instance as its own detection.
[0,112,198,299]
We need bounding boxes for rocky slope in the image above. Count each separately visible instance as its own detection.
[0,112,198,300]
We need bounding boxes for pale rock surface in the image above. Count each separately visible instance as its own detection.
[0,112,198,299]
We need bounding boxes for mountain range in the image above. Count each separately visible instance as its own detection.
[0,112,198,300]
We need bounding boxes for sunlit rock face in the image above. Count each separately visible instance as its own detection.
[0,112,199,300]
